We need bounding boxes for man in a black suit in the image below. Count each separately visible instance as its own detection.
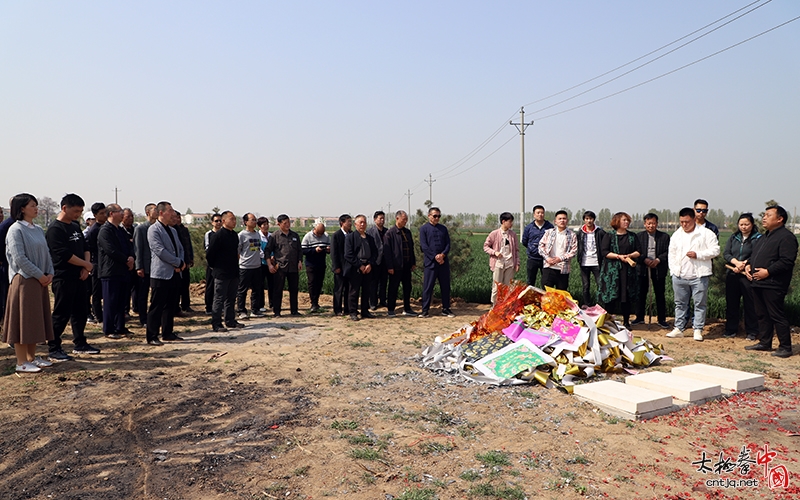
[745,205,799,358]
[121,207,138,318]
[174,211,195,314]
[632,213,670,328]
[383,210,417,317]
[367,210,388,310]
[344,214,379,321]
[206,211,244,332]
[330,214,352,316]
[97,204,135,339]
[85,202,108,324]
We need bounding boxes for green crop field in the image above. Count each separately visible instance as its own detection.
[190,228,800,324]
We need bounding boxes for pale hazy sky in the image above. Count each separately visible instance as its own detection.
[2,1,798,221]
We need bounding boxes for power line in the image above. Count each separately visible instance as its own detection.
[398,179,426,205]
[430,111,518,177]
[527,0,773,117]
[438,133,518,181]
[395,1,789,205]
[397,131,517,210]
[534,14,800,122]
[523,0,768,108]
[417,1,772,190]
[410,11,798,191]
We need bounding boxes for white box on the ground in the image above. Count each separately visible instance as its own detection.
[671,363,764,391]
[626,371,721,402]
[573,380,673,414]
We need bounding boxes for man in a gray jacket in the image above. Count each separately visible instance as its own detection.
[146,201,185,346]
[237,213,263,319]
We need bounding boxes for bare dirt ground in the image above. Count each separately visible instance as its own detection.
[2,286,800,500]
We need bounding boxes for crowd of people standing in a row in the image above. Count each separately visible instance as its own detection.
[2,194,797,374]
[505,199,797,358]
[202,208,453,330]
[0,194,199,373]
[0,194,457,374]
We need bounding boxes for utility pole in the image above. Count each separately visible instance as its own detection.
[113,186,121,205]
[404,189,412,215]
[386,202,391,215]
[424,174,436,206]
[510,107,533,236]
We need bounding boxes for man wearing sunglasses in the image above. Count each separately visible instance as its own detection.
[419,207,454,318]
[203,214,223,314]
[693,199,719,239]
